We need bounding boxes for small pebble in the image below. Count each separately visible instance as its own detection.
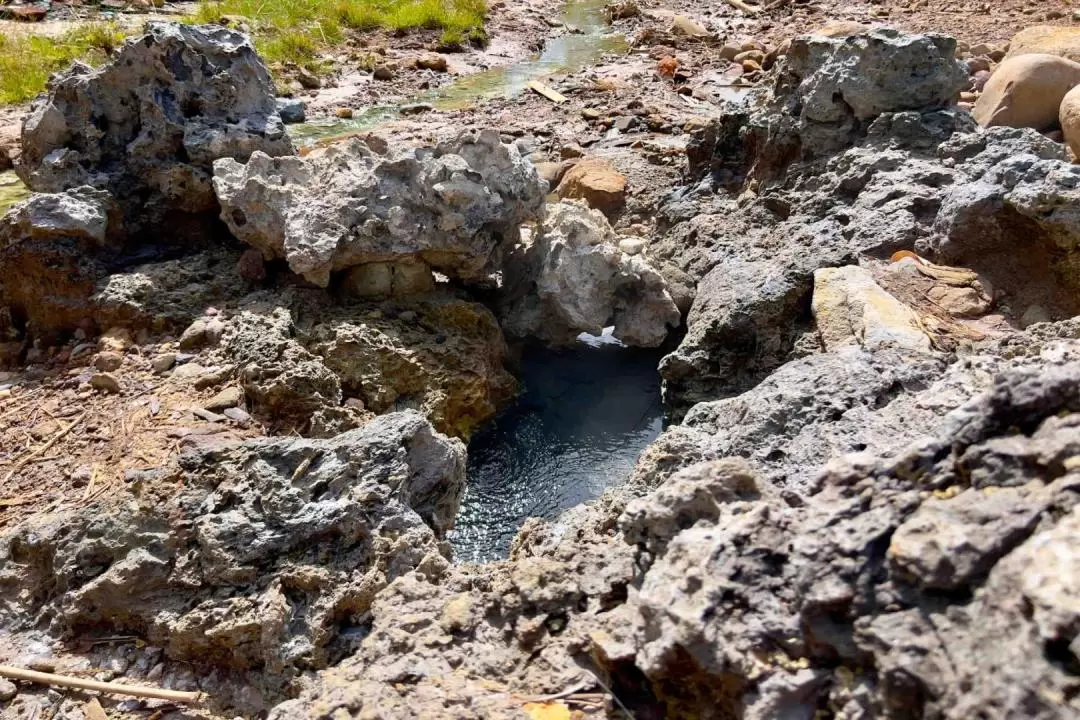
[90,372,121,394]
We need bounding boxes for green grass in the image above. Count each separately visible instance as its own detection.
[0,0,486,105]
[0,24,125,104]
[193,0,487,67]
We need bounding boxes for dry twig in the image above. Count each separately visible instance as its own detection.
[0,665,203,704]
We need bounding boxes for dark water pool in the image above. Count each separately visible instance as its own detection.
[449,333,665,563]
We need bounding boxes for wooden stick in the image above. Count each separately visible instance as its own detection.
[0,665,203,704]
[722,0,761,14]
[526,80,567,104]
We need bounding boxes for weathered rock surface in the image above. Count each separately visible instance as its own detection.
[657,28,1080,416]
[17,23,293,233]
[499,202,680,347]
[213,130,546,288]
[811,265,932,353]
[225,291,516,439]
[0,187,118,337]
[274,326,1080,720]
[0,412,464,675]
[554,157,628,219]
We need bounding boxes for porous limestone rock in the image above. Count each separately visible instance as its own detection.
[224,292,516,439]
[776,27,968,157]
[17,23,293,232]
[272,338,1080,720]
[1060,83,1080,159]
[972,53,1080,130]
[498,201,680,347]
[212,130,546,288]
[0,412,465,673]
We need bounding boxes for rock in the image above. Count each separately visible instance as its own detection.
[178,317,225,350]
[811,265,932,353]
[973,53,1080,129]
[205,386,244,411]
[17,23,293,233]
[0,412,466,672]
[334,107,354,119]
[276,98,306,124]
[90,372,121,393]
[93,351,124,372]
[972,68,992,92]
[498,202,679,347]
[776,28,968,157]
[1005,25,1080,63]
[223,406,252,425]
[152,353,177,374]
[213,129,545,287]
[926,284,991,317]
[0,678,15,701]
[734,49,765,65]
[3,5,47,21]
[296,66,321,89]
[373,63,396,81]
[400,103,434,116]
[671,14,709,38]
[0,188,117,337]
[555,158,628,219]
[1060,83,1080,158]
[341,260,435,299]
[417,53,448,72]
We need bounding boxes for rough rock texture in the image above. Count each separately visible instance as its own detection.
[499,202,680,347]
[274,322,1080,720]
[656,29,1080,416]
[555,158,628,219]
[766,27,968,160]
[224,291,516,439]
[0,412,464,676]
[0,187,119,337]
[212,130,546,287]
[18,23,292,233]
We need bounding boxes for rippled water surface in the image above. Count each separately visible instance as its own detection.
[450,336,664,563]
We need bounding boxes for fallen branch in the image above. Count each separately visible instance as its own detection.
[526,80,567,104]
[722,0,761,14]
[0,665,203,704]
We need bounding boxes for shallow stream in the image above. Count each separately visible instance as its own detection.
[289,0,626,143]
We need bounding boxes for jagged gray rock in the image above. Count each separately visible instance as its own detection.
[212,130,546,288]
[0,412,465,675]
[17,22,293,232]
[498,201,680,347]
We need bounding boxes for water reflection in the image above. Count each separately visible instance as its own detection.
[449,336,664,564]
[289,0,627,143]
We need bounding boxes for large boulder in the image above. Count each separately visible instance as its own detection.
[212,130,546,288]
[17,22,293,233]
[772,27,968,159]
[972,53,1080,130]
[1005,25,1080,63]
[498,201,680,347]
[0,412,465,673]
